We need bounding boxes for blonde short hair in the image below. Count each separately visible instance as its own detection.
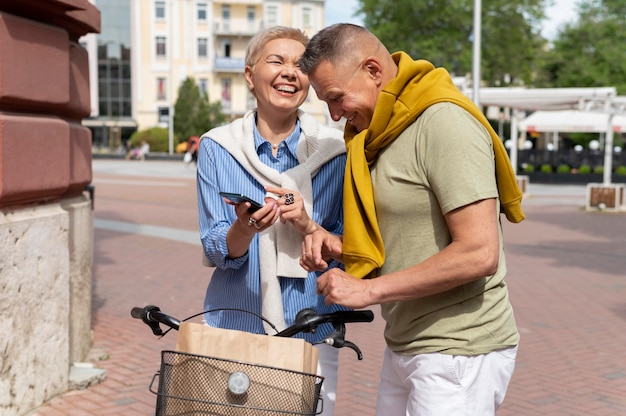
[245,26,309,67]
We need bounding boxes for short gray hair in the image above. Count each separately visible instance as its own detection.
[298,24,369,74]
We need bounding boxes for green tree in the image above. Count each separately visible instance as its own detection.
[195,98,227,136]
[481,1,546,86]
[173,77,199,142]
[173,77,226,142]
[536,0,626,94]
[129,127,170,152]
[356,0,548,86]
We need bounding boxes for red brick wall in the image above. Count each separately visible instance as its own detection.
[0,0,100,207]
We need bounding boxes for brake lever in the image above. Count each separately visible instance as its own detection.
[147,320,164,336]
[343,340,364,360]
[142,305,164,336]
[323,336,364,360]
[321,323,365,360]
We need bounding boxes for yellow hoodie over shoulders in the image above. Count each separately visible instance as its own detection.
[343,52,525,279]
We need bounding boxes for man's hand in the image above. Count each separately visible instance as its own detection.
[300,229,343,272]
[316,268,373,309]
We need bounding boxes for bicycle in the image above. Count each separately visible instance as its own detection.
[131,305,374,415]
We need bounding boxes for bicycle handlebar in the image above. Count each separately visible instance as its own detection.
[130,305,374,360]
[276,308,374,338]
[131,305,180,335]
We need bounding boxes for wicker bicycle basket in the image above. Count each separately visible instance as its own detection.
[151,350,324,415]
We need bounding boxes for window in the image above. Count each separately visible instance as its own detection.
[91,0,133,148]
[157,77,167,100]
[266,5,278,26]
[247,6,256,32]
[198,37,208,58]
[155,1,165,20]
[222,5,230,31]
[302,7,312,28]
[97,50,132,118]
[121,62,131,78]
[221,78,232,110]
[158,106,170,124]
[197,2,207,21]
[222,39,231,57]
[156,36,167,57]
[111,102,120,117]
[111,82,120,99]
[198,78,208,98]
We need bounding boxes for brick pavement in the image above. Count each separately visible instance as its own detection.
[26,160,626,415]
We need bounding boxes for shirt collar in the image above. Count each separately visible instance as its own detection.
[252,113,301,157]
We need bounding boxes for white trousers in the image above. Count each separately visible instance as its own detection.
[316,343,340,416]
[375,345,518,416]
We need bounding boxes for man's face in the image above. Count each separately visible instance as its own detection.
[309,60,379,133]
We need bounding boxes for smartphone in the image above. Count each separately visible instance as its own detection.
[219,192,264,212]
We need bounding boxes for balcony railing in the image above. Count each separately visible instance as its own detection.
[214,56,245,72]
[213,19,263,36]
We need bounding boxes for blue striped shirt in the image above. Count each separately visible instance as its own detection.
[196,118,348,342]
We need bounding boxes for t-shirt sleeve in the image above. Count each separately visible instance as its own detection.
[418,103,499,215]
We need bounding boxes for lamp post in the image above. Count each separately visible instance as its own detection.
[472,0,481,107]
[603,113,614,185]
[169,104,175,155]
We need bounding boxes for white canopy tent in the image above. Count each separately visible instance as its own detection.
[461,87,621,183]
[518,110,626,133]
[464,87,617,111]
[516,108,626,184]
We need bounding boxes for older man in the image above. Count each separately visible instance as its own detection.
[298,23,524,416]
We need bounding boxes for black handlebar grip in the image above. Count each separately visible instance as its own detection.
[341,310,374,323]
[130,307,144,319]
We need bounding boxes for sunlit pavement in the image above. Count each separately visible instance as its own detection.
[27,160,626,415]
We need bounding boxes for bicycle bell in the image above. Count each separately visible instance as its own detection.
[227,371,250,395]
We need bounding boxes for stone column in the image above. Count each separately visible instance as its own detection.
[0,1,100,415]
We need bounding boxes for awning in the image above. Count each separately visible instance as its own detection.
[519,110,626,133]
[463,87,617,111]
[82,118,138,128]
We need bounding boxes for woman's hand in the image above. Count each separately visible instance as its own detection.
[224,198,280,258]
[228,198,280,234]
[264,185,319,235]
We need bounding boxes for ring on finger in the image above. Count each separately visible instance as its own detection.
[284,193,295,205]
[247,217,257,227]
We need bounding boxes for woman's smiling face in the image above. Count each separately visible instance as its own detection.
[245,38,309,113]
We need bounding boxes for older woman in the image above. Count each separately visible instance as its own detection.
[196,26,347,415]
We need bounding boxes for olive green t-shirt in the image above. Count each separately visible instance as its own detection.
[370,102,519,355]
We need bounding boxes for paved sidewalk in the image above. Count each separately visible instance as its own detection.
[27,160,626,415]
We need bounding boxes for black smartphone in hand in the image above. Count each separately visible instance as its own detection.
[219,192,264,212]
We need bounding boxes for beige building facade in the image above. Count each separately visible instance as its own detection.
[131,0,331,136]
